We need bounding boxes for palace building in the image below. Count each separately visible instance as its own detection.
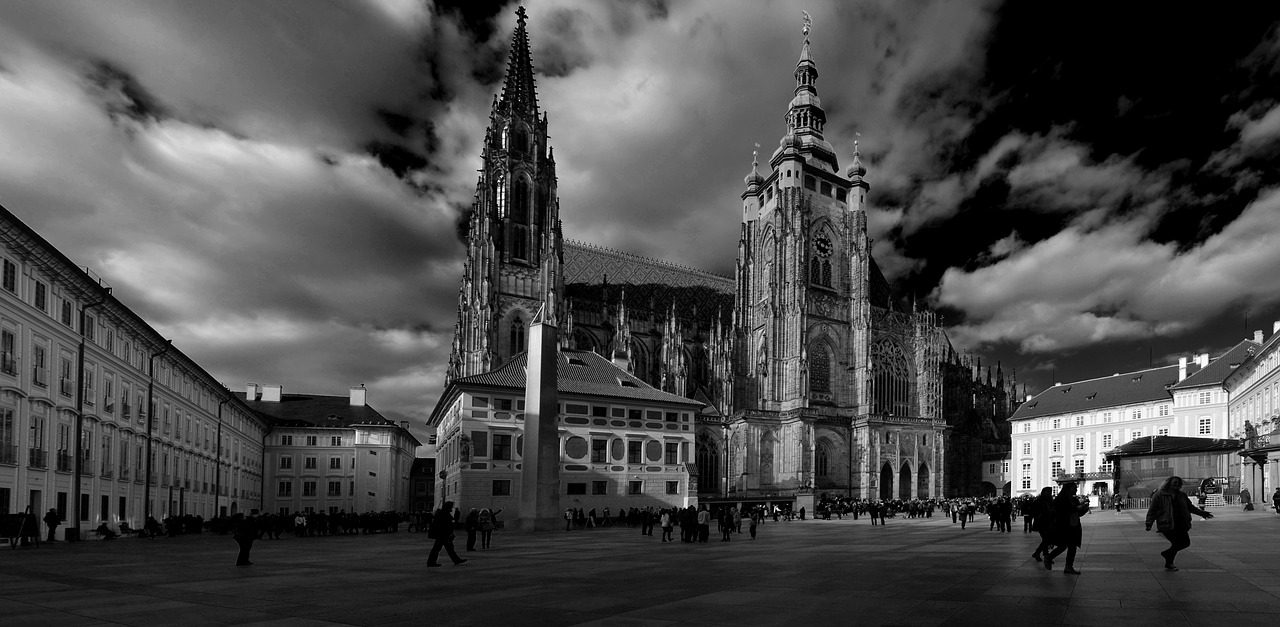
[0,204,268,534]
[437,8,1016,512]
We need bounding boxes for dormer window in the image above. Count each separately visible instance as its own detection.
[567,357,587,367]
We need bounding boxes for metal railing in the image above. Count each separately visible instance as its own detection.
[0,354,16,376]
[0,444,16,465]
[29,448,47,468]
[56,451,72,471]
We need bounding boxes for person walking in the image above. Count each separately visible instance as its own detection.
[1145,475,1214,571]
[1029,487,1055,562]
[479,508,501,549]
[1272,487,1280,515]
[1044,483,1088,575]
[232,513,257,566]
[464,508,480,551]
[43,508,61,542]
[748,509,758,540]
[427,501,467,567]
[696,504,711,543]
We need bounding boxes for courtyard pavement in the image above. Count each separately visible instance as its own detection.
[2,506,1279,626]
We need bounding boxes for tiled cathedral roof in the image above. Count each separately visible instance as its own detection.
[563,240,734,321]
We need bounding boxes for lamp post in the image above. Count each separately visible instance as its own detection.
[143,340,172,522]
[71,288,110,541]
[722,422,730,499]
[215,397,230,517]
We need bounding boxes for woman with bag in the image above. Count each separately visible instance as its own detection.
[478,508,502,549]
[1043,482,1088,574]
[1145,475,1213,571]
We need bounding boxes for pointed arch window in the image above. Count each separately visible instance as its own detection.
[510,126,530,155]
[810,257,821,284]
[810,344,831,394]
[509,316,526,357]
[816,441,829,477]
[510,178,531,261]
[821,259,832,287]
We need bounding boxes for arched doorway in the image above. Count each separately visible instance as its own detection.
[917,462,930,499]
[880,462,893,500]
[899,462,912,499]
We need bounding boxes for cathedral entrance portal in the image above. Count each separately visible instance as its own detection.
[918,463,929,499]
[899,462,912,500]
[880,462,893,500]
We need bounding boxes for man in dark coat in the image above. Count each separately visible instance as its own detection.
[1044,483,1088,574]
[43,508,61,542]
[232,513,257,566]
[428,501,467,567]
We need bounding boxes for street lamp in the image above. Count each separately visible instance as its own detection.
[71,287,110,542]
[144,340,172,522]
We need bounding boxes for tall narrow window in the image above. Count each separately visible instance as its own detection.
[821,259,832,286]
[809,344,831,394]
[810,257,821,284]
[510,317,525,357]
[511,178,531,261]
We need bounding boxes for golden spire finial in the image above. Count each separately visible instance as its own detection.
[802,11,812,37]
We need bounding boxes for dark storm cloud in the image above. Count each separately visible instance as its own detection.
[83,59,170,124]
[4,0,1280,433]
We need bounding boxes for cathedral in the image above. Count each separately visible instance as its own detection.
[447,8,1016,507]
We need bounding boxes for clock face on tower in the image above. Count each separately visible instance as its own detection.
[815,235,832,258]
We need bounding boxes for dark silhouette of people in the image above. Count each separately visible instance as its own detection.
[95,522,118,540]
[232,513,257,566]
[427,501,467,567]
[1146,475,1213,571]
[43,508,61,542]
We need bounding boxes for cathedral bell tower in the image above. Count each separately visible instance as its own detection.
[733,14,864,414]
[449,6,565,383]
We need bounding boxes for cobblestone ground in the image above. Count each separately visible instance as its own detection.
[2,507,1278,626]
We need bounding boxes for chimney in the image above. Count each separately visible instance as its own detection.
[1178,357,1187,382]
[261,384,282,402]
[1273,320,1279,336]
[612,351,629,372]
[1254,330,1264,344]
[350,385,367,406]
[1198,353,1210,368]
[399,420,409,431]
[245,383,259,401]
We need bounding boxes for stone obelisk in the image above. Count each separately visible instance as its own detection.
[517,304,561,531]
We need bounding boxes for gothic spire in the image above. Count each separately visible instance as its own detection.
[770,11,838,173]
[497,5,539,118]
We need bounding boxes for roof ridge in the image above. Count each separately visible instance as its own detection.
[565,239,731,281]
[1041,363,1178,390]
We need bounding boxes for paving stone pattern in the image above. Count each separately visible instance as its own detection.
[2,508,1278,626]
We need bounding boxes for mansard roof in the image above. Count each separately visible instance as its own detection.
[1010,364,1182,421]
[1170,340,1261,390]
[450,348,704,409]
[238,392,419,445]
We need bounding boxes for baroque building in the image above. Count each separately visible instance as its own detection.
[443,9,1016,510]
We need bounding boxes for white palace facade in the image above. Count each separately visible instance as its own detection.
[1,204,269,536]
[1011,339,1260,498]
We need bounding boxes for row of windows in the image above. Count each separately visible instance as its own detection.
[471,395,692,424]
[563,480,680,496]
[279,455,348,470]
[760,172,851,204]
[278,435,344,447]
[278,480,352,497]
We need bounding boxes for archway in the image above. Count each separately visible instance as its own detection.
[917,462,930,499]
[880,462,893,500]
[899,461,912,499]
[980,481,997,496]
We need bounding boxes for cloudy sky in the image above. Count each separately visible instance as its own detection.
[3,0,1280,449]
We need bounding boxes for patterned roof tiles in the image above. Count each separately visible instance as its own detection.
[455,348,705,408]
